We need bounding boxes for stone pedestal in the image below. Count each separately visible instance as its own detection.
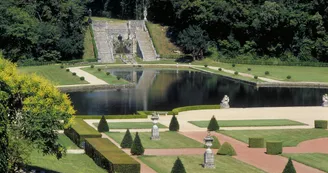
[204,148,215,168]
[150,112,160,140]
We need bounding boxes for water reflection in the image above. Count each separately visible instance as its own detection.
[68,68,328,115]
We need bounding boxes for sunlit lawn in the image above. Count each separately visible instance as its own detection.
[82,26,95,60]
[57,134,79,149]
[282,153,328,172]
[81,67,129,85]
[189,119,306,128]
[139,155,265,173]
[93,122,167,129]
[220,129,328,147]
[106,131,203,149]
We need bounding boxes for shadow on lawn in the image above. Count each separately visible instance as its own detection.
[25,165,60,173]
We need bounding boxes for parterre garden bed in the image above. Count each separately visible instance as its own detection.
[106,131,203,149]
[93,122,167,129]
[219,129,328,147]
[139,155,265,173]
[282,153,328,172]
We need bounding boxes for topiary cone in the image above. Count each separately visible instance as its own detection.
[169,114,180,131]
[282,158,296,173]
[120,129,133,148]
[207,115,219,131]
[97,115,109,132]
[171,157,186,173]
[131,132,144,155]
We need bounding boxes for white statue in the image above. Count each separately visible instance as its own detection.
[143,6,147,21]
[220,95,230,109]
[323,94,328,107]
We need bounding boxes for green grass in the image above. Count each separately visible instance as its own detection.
[91,17,127,23]
[189,119,307,128]
[93,122,167,129]
[83,26,95,60]
[146,22,181,57]
[29,151,106,173]
[218,63,328,82]
[282,153,328,172]
[57,134,79,149]
[139,155,265,173]
[18,65,88,85]
[106,131,203,149]
[197,67,261,82]
[220,129,328,147]
[81,67,130,85]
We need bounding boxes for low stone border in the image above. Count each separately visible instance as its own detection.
[57,83,135,92]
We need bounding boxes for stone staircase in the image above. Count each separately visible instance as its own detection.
[92,21,115,63]
[136,29,157,61]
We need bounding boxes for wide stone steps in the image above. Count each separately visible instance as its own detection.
[136,30,156,61]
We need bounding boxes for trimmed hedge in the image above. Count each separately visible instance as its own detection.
[171,157,186,173]
[283,158,296,173]
[172,105,220,115]
[131,132,144,155]
[266,141,282,155]
[97,115,109,132]
[207,116,219,131]
[85,138,140,173]
[169,115,180,131]
[217,142,236,156]
[121,129,133,148]
[314,120,328,129]
[75,114,147,119]
[219,59,328,67]
[64,118,101,148]
[248,138,265,148]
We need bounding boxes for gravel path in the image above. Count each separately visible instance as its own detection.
[67,67,107,85]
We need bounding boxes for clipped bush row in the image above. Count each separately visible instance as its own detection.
[314,120,328,129]
[172,105,220,115]
[248,137,265,148]
[85,138,140,173]
[64,118,101,148]
[75,114,148,120]
[219,59,328,67]
[266,141,283,155]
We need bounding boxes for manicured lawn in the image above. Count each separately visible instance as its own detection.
[218,63,328,82]
[139,155,265,173]
[189,119,307,128]
[198,67,261,82]
[146,22,181,56]
[93,122,167,129]
[83,25,95,60]
[92,17,127,23]
[29,151,106,173]
[282,153,328,172]
[18,65,88,85]
[106,131,203,149]
[57,134,79,149]
[220,129,328,147]
[81,67,130,85]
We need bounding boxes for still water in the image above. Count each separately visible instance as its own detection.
[68,68,328,115]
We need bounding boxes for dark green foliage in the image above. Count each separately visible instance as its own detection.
[265,71,270,75]
[248,68,251,71]
[172,105,220,115]
[66,69,70,72]
[106,72,110,75]
[97,115,109,132]
[254,75,258,79]
[207,116,219,131]
[283,158,296,173]
[232,64,236,67]
[169,115,180,131]
[60,65,64,69]
[130,132,144,155]
[217,142,236,156]
[287,75,292,80]
[120,129,133,148]
[85,138,140,173]
[266,141,282,155]
[204,64,208,67]
[218,68,222,71]
[204,136,221,149]
[98,68,101,72]
[248,138,265,148]
[314,120,328,129]
[234,71,238,75]
[117,76,121,80]
[91,65,94,68]
[171,157,186,173]
[72,72,76,76]
[80,76,85,81]
[177,25,209,60]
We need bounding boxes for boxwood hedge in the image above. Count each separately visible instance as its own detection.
[314,120,328,129]
[248,137,265,148]
[266,141,282,155]
[172,105,220,115]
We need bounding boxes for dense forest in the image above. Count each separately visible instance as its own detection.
[92,0,328,62]
[0,0,327,62]
[0,0,88,62]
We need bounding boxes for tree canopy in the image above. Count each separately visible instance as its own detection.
[0,55,75,172]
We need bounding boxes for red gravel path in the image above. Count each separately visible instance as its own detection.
[284,138,328,153]
[180,131,325,173]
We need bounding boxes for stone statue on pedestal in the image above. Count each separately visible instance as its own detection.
[203,133,215,168]
[220,95,230,109]
[150,112,160,140]
[323,94,328,107]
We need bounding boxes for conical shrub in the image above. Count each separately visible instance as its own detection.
[282,158,296,173]
[204,136,221,149]
[120,129,133,148]
[217,142,236,156]
[169,114,180,131]
[130,132,144,155]
[171,157,186,173]
[97,115,109,132]
[207,116,219,131]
